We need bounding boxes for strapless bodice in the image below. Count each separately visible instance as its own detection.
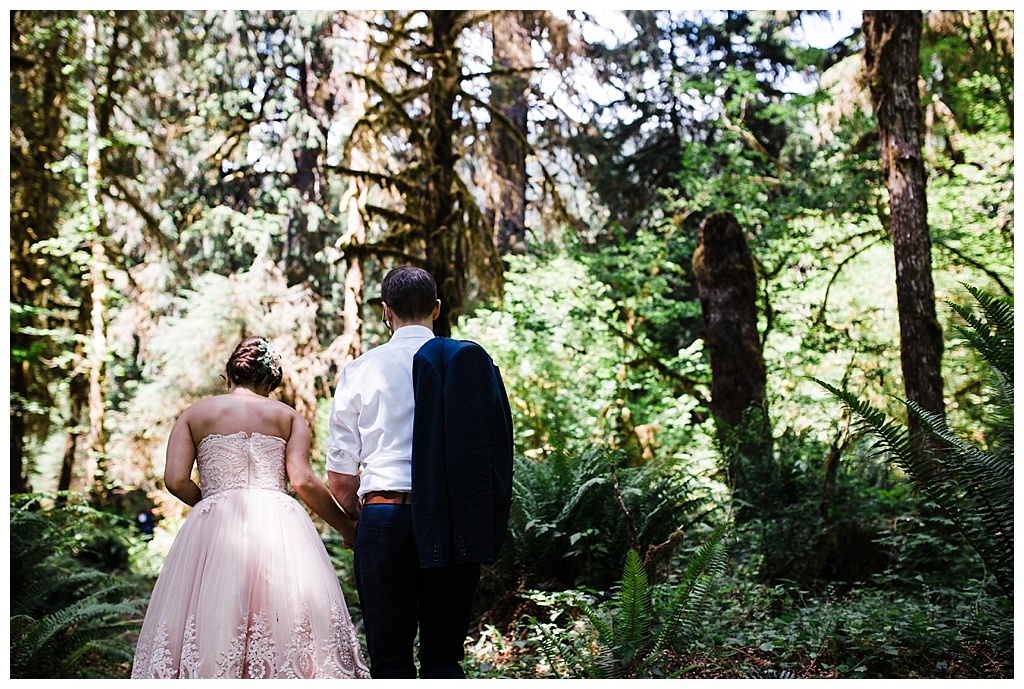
[197,432,288,498]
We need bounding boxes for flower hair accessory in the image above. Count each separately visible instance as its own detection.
[257,339,282,377]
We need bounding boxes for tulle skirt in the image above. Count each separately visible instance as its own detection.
[131,488,370,679]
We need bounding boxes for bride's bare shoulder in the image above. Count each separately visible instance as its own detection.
[175,394,234,421]
[183,393,231,410]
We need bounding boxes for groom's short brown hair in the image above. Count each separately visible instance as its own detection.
[381,265,437,320]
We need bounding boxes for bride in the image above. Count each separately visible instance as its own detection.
[131,337,370,679]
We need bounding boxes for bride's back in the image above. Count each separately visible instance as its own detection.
[185,392,297,447]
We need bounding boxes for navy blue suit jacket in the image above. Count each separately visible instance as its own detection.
[411,337,513,568]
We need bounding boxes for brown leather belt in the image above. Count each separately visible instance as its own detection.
[364,490,412,506]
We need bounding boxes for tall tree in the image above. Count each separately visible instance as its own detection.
[82,13,111,502]
[487,10,533,256]
[338,10,520,336]
[420,10,474,336]
[13,11,203,494]
[692,211,769,519]
[325,11,376,379]
[563,11,864,407]
[862,11,945,447]
[10,11,78,494]
[573,10,839,236]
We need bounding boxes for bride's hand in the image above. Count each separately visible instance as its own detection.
[339,516,358,549]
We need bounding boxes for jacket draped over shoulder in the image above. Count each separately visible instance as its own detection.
[411,337,514,568]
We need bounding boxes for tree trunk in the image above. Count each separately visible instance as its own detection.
[692,211,770,518]
[83,13,109,503]
[422,10,466,338]
[10,363,31,495]
[863,11,945,448]
[693,212,766,426]
[329,149,367,388]
[488,11,532,256]
[10,12,76,496]
[59,337,88,495]
[287,15,341,289]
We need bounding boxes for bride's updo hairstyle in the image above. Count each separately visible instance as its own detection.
[225,337,283,392]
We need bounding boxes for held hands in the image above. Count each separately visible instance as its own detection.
[339,512,359,550]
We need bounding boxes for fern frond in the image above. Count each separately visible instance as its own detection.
[814,283,1015,603]
[812,379,932,479]
[553,476,609,526]
[961,283,1014,342]
[578,601,613,646]
[525,616,568,678]
[648,522,729,663]
[10,491,148,678]
[575,603,618,678]
[947,284,1013,382]
[11,597,144,679]
[910,403,1013,594]
[614,548,653,667]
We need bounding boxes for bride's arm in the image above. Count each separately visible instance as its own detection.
[165,415,202,506]
[285,413,358,545]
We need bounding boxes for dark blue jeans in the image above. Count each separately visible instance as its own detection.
[354,504,481,679]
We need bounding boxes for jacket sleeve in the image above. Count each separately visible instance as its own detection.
[443,343,514,565]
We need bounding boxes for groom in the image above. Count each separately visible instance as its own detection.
[326,265,513,679]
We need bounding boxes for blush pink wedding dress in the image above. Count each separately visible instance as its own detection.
[131,432,370,679]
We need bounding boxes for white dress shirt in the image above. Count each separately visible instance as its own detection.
[326,325,435,502]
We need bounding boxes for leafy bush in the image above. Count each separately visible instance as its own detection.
[10,492,148,679]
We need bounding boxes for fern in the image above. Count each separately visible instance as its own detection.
[11,596,145,679]
[650,521,730,659]
[9,492,148,678]
[947,284,1013,379]
[615,549,654,667]
[814,286,1013,600]
[501,443,712,590]
[522,523,730,678]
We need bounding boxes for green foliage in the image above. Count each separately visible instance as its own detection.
[921,11,1013,135]
[10,9,1015,681]
[458,253,626,452]
[106,255,330,483]
[9,492,147,679]
[497,443,713,591]
[458,251,718,493]
[698,569,1012,678]
[580,225,705,388]
[815,286,1013,600]
[928,130,1014,298]
[519,523,729,678]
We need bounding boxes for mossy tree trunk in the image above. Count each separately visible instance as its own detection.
[83,13,110,505]
[488,10,532,257]
[692,211,771,521]
[421,10,466,338]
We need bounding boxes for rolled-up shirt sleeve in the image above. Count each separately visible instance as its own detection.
[326,370,362,475]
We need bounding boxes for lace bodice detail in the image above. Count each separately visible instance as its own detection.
[197,432,288,498]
